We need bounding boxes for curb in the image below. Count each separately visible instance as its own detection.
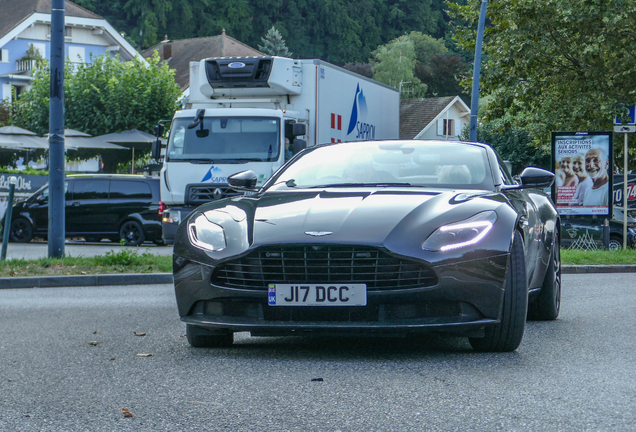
[0,266,634,289]
[561,265,636,274]
[0,273,173,289]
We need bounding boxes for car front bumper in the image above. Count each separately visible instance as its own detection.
[173,252,509,336]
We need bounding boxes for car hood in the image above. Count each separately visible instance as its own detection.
[182,188,516,260]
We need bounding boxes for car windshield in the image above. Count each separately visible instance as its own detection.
[166,117,281,163]
[266,141,494,191]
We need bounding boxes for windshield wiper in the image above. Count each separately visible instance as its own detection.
[186,158,215,164]
[214,158,264,163]
[309,182,414,188]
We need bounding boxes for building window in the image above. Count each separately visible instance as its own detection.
[0,49,8,63]
[438,118,455,137]
[68,46,85,63]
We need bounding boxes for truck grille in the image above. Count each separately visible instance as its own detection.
[185,183,241,205]
[211,245,438,291]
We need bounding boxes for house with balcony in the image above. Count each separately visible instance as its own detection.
[0,0,139,102]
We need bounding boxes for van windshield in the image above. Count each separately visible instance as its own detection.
[166,117,281,163]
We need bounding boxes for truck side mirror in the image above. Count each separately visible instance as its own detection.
[292,123,306,136]
[151,138,162,161]
[292,139,306,154]
[228,170,259,192]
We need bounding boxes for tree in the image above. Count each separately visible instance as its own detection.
[449,0,636,152]
[460,118,550,175]
[258,26,292,57]
[11,52,182,171]
[371,35,427,98]
[416,53,470,99]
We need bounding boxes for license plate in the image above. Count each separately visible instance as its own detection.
[268,284,367,306]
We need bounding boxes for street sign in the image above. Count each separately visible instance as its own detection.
[614,124,636,133]
[615,104,636,125]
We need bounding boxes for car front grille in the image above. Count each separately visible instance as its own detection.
[211,245,438,291]
[185,183,241,205]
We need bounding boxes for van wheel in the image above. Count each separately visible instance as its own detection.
[10,218,33,243]
[119,221,145,246]
[608,235,622,251]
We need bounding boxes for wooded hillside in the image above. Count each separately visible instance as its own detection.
[74,0,465,64]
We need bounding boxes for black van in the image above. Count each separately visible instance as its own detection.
[6,175,162,246]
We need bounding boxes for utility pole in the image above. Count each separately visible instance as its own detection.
[469,0,488,142]
[48,0,65,258]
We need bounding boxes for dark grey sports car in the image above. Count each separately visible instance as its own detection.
[173,140,560,352]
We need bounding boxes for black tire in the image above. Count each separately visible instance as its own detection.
[119,220,145,246]
[608,235,622,251]
[9,218,33,243]
[469,231,528,352]
[528,236,561,321]
[186,325,233,348]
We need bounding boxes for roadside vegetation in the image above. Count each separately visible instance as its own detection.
[0,249,171,277]
[0,248,634,278]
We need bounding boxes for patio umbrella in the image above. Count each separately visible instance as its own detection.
[0,126,49,149]
[98,129,157,173]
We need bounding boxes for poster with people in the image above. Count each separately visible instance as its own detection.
[551,131,612,217]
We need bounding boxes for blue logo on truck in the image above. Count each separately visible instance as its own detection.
[201,166,227,183]
[346,83,375,140]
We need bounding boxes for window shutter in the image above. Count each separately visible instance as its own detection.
[437,119,444,136]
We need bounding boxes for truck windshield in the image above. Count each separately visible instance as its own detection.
[166,117,281,162]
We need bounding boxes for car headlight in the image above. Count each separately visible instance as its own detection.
[188,213,226,251]
[422,211,497,252]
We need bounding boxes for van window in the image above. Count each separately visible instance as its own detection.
[41,181,70,200]
[110,180,153,199]
[73,179,108,200]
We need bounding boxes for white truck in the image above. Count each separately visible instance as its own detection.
[154,56,400,243]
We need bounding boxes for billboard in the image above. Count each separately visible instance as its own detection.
[551,131,612,217]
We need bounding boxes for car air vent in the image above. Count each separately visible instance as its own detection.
[211,245,438,291]
[205,58,273,89]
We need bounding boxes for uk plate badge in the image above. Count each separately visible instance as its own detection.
[268,284,276,305]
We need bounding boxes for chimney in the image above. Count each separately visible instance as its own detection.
[162,35,172,59]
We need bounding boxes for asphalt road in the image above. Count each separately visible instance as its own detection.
[3,240,172,260]
[0,273,635,431]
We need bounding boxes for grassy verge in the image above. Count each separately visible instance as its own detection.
[0,248,635,278]
[0,249,172,277]
[561,249,636,265]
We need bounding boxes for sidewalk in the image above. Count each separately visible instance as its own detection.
[0,265,634,289]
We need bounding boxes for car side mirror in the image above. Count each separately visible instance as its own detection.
[228,170,259,192]
[504,167,554,190]
[292,123,306,137]
[292,139,307,154]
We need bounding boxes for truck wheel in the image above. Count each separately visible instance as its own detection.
[528,236,561,320]
[469,231,528,352]
[186,325,233,348]
[10,218,33,243]
[119,220,145,246]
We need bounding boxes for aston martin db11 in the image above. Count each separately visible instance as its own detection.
[172,140,560,352]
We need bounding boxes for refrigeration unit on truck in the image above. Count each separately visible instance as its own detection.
[154,56,400,243]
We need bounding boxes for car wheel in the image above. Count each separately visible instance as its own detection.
[119,220,145,246]
[186,325,233,348]
[469,230,528,352]
[528,235,561,320]
[608,235,622,251]
[9,218,33,243]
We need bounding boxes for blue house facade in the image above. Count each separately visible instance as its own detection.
[0,0,140,102]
